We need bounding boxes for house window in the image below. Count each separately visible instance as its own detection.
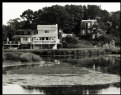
[86,23,88,29]
[45,30,49,33]
[51,37,55,40]
[17,38,20,41]
[48,37,51,40]
[42,37,44,40]
[88,23,91,28]
[36,37,39,40]
[32,37,35,41]
[46,37,48,40]
[23,38,28,41]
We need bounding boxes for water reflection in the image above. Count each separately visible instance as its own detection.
[3,84,45,94]
[3,82,120,94]
[41,55,120,75]
[4,55,120,75]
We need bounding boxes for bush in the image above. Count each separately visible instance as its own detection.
[3,52,42,62]
[3,52,22,61]
[20,53,41,62]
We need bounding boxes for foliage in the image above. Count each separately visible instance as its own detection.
[61,35,78,48]
[2,25,16,41]
[20,53,41,62]
[3,52,41,62]
[83,5,101,19]
[3,52,22,61]
[2,5,120,46]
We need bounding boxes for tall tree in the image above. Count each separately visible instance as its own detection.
[83,5,101,19]
[7,18,21,29]
[20,9,34,29]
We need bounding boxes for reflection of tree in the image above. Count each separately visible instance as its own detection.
[22,84,111,95]
[112,82,120,88]
[56,56,120,75]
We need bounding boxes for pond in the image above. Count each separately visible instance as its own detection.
[3,54,120,94]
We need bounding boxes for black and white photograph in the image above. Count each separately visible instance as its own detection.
[2,2,120,94]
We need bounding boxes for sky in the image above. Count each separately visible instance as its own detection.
[2,2,120,25]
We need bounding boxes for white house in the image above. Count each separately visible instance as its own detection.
[3,24,60,49]
[31,24,60,49]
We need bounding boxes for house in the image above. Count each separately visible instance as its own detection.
[12,35,32,49]
[3,24,60,49]
[3,37,21,49]
[31,24,60,49]
[12,35,31,44]
[79,20,97,36]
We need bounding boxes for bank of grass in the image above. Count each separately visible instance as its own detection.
[3,52,42,62]
[3,68,120,86]
[3,48,105,57]
[68,40,94,48]
[105,48,120,54]
[20,53,41,62]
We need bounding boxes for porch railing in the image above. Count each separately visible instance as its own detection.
[3,41,20,45]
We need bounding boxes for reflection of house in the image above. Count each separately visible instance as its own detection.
[3,24,61,49]
[79,20,97,36]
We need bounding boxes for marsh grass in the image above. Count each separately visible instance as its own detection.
[20,53,41,62]
[32,49,104,56]
[3,52,22,61]
[3,52,41,62]
[105,48,120,54]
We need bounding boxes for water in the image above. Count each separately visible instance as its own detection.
[3,55,120,94]
[3,82,120,94]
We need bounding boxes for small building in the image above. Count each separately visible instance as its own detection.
[12,35,32,49]
[79,20,97,36]
[12,35,31,44]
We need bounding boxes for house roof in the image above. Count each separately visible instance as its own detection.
[12,35,31,38]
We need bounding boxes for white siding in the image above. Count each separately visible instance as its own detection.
[32,24,58,44]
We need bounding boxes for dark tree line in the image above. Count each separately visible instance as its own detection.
[2,5,120,46]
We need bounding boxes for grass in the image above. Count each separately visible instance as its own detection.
[105,48,120,54]
[3,48,105,56]
[3,68,120,86]
[20,53,41,62]
[32,49,104,56]
[3,52,42,62]
[3,52,22,61]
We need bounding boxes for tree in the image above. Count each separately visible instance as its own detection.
[7,18,21,29]
[61,35,78,48]
[64,5,83,33]
[20,9,34,29]
[83,5,101,19]
[41,5,68,30]
[107,11,120,46]
[2,25,16,41]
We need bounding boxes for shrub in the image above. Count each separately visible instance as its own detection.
[3,52,22,61]
[3,52,42,62]
[20,53,41,62]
